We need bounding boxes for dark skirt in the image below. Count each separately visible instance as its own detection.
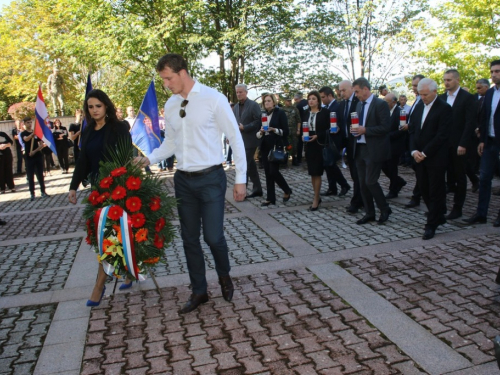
[305,140,324,176]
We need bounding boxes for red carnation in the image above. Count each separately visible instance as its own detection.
[111,186,127,200]
[126,197,142,212]
[155,217,166,232]
[88,190,100,206]
[97,192,110,204]
[131,213,146,228]
[107,205,124,221]
[126,176,141,191]
[153,233,164,249]
[111,167,127,177]
[149,197,161,211]
[100,176,114,189]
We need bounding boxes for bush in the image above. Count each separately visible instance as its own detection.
[8,102,35,120]
[0,101,8,120]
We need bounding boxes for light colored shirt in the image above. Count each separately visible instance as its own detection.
[148,80,247,184]
[489,86,500,137]
[400,104,411,114]
[446,86,460,107]
[125,116,136,127]
[357,93,374,144]
[421,96,438,128]
[408,96,421,121]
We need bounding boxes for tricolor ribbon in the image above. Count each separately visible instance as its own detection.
[96,206,144,280]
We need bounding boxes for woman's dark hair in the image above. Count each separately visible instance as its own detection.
[307,90,321,109]
[83,89,118,127]
[53,118,62,127]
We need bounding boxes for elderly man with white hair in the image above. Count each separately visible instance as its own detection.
[409,78,452,240]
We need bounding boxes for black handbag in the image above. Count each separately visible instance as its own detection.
[322,130,341,167]
[268,137,287,164]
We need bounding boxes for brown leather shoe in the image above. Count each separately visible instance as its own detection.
[179,293,208,314]
[219,275,234,302]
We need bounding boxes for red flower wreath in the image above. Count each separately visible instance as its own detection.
[107,205,124,221]
[153,234,164,249]
[131,213,146,228]
[100,176,114,189]
[149,197,161,211]
[135,228,148,242]
[110,167,127,177]
[126,176,141,191]
[155,217,166,232]
[88,190,100,206]
[97,192,110,204]
[126,197,142,212]
[111,186,127,200]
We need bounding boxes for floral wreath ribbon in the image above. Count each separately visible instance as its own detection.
[96,206,145,280]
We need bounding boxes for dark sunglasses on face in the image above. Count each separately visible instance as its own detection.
[179,100,189,118]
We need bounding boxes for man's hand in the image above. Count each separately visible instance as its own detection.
[134,156,150,168]
[400,124,408,131]
[238,123,244,131]
[413,151,425,163]
[68,190,77,205]
[233,183,246,202]
[478,142,484,156]
[457,146,466,156]
[351,126,366,136]
[296,129,300,136]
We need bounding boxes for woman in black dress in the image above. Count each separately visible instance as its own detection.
[53,118,70,173]
[0,131,15,193]
[303,91,330,211]
[68,89,131,306]
[257,94,292,206]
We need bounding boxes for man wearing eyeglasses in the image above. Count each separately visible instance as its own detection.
[135,54,247,314]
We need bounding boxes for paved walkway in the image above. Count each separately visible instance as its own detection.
[0,164,499,375]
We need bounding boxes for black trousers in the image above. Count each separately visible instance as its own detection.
[0,150,15,191]
[262,151,291,203]
[416,162,447,230]
[382,154,406,193]
[245,147,262,192]
[448,149,468,210]
[25,154,46,196]
[326,163,349,192]
[73,146,80,164]
[347,140,363,208]
[55,142,69,171]
[355,144,389,216]
[15,145,23,174]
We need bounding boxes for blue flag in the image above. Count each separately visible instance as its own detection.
[130,80,161,156]
[79,73,93,148]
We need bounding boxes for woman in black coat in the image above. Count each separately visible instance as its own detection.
[257,94,292,206]
[68,89,131,307]
[303,91,330,211]
[53,118,70,173]
[0,131,15,193]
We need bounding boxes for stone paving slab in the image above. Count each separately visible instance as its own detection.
[339,235,500,364]
[271,204,471,253]
[0,304,57,375]
[0,239,81,297]
[81,269,425,374]
[152,217,292,278]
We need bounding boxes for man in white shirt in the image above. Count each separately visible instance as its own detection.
[135,54,247,313]
[399,95,411,114]
[124,106,136,128]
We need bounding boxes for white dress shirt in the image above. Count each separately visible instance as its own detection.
[490,86,500,137]
[357,93,374,144]
[400,104,411,114]
[446,86,460,107]
[147,80,247,184]
[411,96,438,157]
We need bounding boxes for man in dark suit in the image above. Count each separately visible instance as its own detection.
[351,77,392,224]
[464,60,500,227]
[404,74,425,209]
[410,78,452,239]
[338,80,363,213]
[233,84,262,197]
[319,86,350,197]
[381,93,407,198]
[294,92,308,165]
[438,69,477,220]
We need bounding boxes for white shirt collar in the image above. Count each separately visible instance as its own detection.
[448,86,460,98]
[424,95,438,109]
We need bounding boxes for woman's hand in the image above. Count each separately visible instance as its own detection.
[309,135,317,142]
[259,127,266,134]
[68,190,77,204]
[268,127,275,132]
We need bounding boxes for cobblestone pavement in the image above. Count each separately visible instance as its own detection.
[81,269,423,375]
[152,217,292,278]
[0,240,81,297]
[339,235,500,364]
[0,304,57,375]
[1,161,500,375]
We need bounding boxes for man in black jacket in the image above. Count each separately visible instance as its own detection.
[439,69,477,220]
[351,78,392,224]
[410,78,452,240]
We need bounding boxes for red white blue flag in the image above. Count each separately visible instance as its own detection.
[35,86,57,156]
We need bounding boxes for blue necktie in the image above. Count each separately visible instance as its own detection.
[344,100,350,136]
[359,101,367,126]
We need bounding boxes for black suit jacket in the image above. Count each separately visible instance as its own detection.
[324,100,343,150]
[233,99,262,149]
[388,106,406,157]
[438,88,477,149]
[410,97,452,167]
[338,95,360,150]
[479,87,500,146]
[260,108,289,151]
[353,96,391,163]
[301,107,330,145]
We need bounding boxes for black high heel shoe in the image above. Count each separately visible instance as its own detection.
[309,198,322,211]
[261,201,275,207]
[283,190,292,202]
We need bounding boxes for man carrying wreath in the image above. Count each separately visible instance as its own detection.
[135,54,247,314]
